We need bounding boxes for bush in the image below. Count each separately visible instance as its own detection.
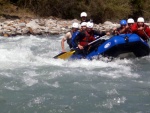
[1,0,150,23]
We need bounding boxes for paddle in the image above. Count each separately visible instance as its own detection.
[53,52,66,59]
[53,35,107,60]
[55,50,76,59]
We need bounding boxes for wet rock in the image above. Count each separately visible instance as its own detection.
[0,18,133,37]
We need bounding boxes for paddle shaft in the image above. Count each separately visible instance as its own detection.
[75,35,107,55]
[88,35,106,46]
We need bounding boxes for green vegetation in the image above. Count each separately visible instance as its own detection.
[0,0,150,23]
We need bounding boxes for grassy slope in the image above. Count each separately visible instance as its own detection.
[0,1,35,20]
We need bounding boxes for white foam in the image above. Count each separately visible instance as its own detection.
[28,96,46,107]
[59,58,140,78]
[106,89,119,95]
[23,76,38,86]
[0,35,143,80]
[4,84,20,91]
[101,96,127,109]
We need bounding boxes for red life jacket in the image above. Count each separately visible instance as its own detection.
[131,23,150,40]
[79,31,95,46]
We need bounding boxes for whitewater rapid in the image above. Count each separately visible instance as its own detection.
[0,35,150,113]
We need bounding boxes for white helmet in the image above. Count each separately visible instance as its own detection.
[137,17,144,22]
[80,12,87,17]
[127,18,135,24]
[81,22,87,27]
[86,22,93,28]
[72,22,79,28]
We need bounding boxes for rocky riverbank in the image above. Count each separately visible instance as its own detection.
[1,17,150,37]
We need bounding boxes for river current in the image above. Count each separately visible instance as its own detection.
[0,35,150,113]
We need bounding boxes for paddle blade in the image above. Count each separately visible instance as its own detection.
[53,52,66,59]
[54,51,75,60]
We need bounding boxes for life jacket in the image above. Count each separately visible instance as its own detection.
[131,23,150,41]
[79,31,95,47]
[71,31,80,48]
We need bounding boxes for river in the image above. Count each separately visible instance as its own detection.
[0,35,150,113]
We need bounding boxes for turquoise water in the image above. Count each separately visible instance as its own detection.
[0,35,150,113]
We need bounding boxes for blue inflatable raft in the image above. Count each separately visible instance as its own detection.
[70,33,150,60]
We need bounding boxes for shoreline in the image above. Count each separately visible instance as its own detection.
[0,17,120,37]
